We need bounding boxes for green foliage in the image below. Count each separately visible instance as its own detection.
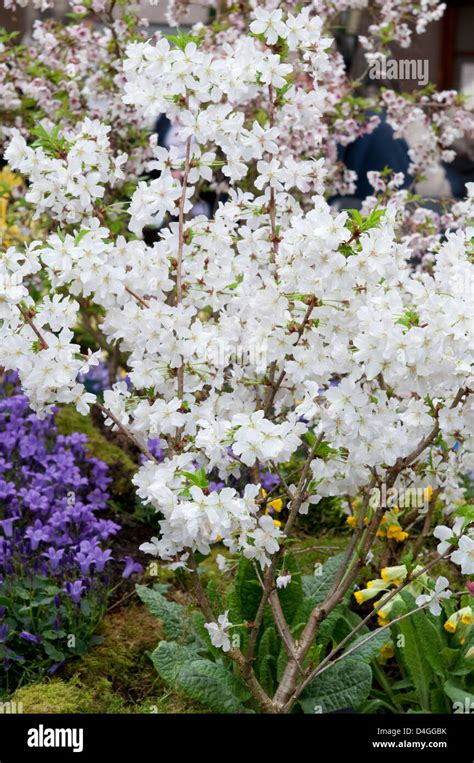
[228,557,262,625]
[379,591,474,713]
[299,658,372,713]
[31,124,67,157]
[137,553,386,713]
[163,30,204,51]
[0,575,104,691]
[151,642,250,713]
[135,585,190,642]
[10,679,123,714]
[297,496,347,533]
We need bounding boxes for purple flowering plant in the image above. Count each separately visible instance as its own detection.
[0,373,128,688]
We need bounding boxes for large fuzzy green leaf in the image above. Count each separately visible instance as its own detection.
[151,641,250,713]
[393,615,433,711]
[276,554,303,625]
[256,626,278,695]
[227,557,262,624]
[301,553,345,607]
[136,585,188,641]
[343,629,391,664]
[299,658,372,714]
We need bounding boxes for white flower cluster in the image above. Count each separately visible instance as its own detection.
[1,9,473,571]
[5,119,126,224]
[135,458,282,566]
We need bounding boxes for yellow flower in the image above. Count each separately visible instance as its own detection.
[268,498,283,513]
[374,596,398,626]
[273,519,282,528]
[354,579,387,604]
[346,515,357,528]
[460,607,473,626]
[445,606,473,634]
[380,565,407,584]
[395,530,409,542]
[386,524,408,542]
[380,643,395,659]
[444,620,457,633]
[424,485,433,502]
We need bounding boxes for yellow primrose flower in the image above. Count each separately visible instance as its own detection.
[460,607,473,625]
[380,565,408,585]
[268,497,283,512]
[444,606,473,634]
[374,595,399,627]
[380,643,395,659]
[354,579,387,605]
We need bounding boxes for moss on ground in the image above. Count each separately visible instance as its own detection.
[11,602,208,714]
[55,405,137,499]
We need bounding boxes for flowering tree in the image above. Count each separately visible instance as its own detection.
[1,1,473,713]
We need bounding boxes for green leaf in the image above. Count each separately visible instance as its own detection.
[298,553,347,622]
[190,611,221,658]
[136,584,188,641]
[453,503,474,529]
[228,557,262,624]
[343,628,391,664]
[178,467,209,488]
[256,626,278,696]
[74,229,90,245]
[163,30,203,51]
[150,640,201,683]
[43,641,66,662]
[151,641,250,713]
[276,554,302,625]
[316,606,346,652]
[299,658,372,714]
[443,679,474,710]
[430,688,449,713]
[392,606,433,710]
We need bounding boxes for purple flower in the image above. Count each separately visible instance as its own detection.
[91,547,113,572]
[121,556,143,579]
[42,547,65,571]
[25,521,50,551]
[260,469,280,492]
[0,518,16,537]
[0,623,9,642]
[19,631,42,644]
[0,374,116,585]
[208,480,225,492]
[64,580,85,604]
